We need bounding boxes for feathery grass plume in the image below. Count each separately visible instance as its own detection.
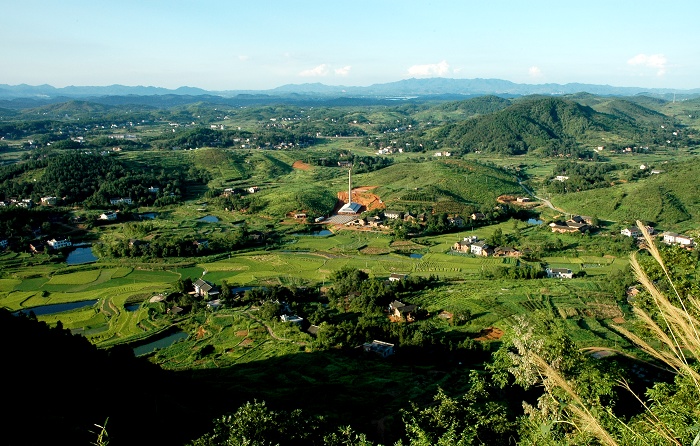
[629,221,700,391]
[530,354,620,446]
[519,220,700,445]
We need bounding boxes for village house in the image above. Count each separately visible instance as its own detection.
[662,232,695,247]
[471,212,486,221]
[147,186,160,193]
[109,197,132,205]
[40,196,58,206]
[384,210,402,220]
[389,300,417,322]
[516,197,531,203]
[546,268,573,279]
[47,238,72,250]
[493,247,522,258]
[247,186,259,194]
[293,213,307,219]
[362,340,395,358]
[621,227,641,238]
[99,212,118,221]
[193,278,219,298]
[280,314,304,324]
[448,216,466,227]
[549,218,589,234]
[470,241,493,257]
[452,241,471,253]
[389,273,407,282]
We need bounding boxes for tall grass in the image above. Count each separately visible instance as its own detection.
[521,220,700,445]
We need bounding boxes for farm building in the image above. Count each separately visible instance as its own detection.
[194,279,219,298]
[546,268,573,279]
[362,340,395,358]
[389,273,407,282]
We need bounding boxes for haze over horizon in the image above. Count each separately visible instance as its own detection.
[3,0,700,91]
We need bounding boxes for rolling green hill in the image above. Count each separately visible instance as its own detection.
[431,97,661,155]
[360,159,522,214]
[550,158,700,228]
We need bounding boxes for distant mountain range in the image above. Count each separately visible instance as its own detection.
[1,78,699,102]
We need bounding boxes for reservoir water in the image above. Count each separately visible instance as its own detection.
[66,247,98,265]
[14,299,98,317]
[132,331,188,356]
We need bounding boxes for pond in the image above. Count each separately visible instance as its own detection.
[294,229,332,236]
[410,253,423,259]
[198,215,219,223]
[132,330,188,356]
[66,247,98,265]
[124,303,141,312]
[527,218,544,225]
[140,212,158,220]
[14,299,98,317]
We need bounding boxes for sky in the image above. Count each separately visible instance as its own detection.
[2,0,700,91]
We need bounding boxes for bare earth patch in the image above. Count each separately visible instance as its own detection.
[292,160,312,170]
[475,327,504,341]
[235,330,248,337]
[337,186,385,211]
[240,338,253,346]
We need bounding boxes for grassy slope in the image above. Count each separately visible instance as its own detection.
[550,158,700,229]
[360,158,522,212]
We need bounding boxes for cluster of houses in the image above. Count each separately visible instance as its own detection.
[0,196,62,208]
[451,235,523,258]
[620,226,695,248]
[549,215,593,234]
[346,210,427,228]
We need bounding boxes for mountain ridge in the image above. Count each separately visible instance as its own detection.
[2,77,699,101]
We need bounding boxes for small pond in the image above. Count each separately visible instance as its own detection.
[198,215,219,223]
[14,299,98,317]
[294,229,332,236]
[410,253,423,259]
[132,330,189,356]
[124,303,141,312]
[66,247,98,265]
[527,218,544,225]
[140,212,158,220]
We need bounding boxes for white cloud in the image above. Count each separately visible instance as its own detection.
[627,53,668,76]
[334,65,351,76]
[299,64,329,77]
[407,60,450,77]
[528,66,542,78]
[238,55,250,62]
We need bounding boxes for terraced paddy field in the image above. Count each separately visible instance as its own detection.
[0,224,631,352]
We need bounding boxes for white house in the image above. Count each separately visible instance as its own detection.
[546,268,573,279]
[389,273,407,282]
[100,212,118,221]
[554,175,569,182]
[384,210,402,220]
[621,227,641,238]
[663,232,695,247]
[40,196,58,206]
[247,186,260,194]
[147,186,160,193]
[47,238,72,249]
[110,197,132,205]
[470,241,493,257]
